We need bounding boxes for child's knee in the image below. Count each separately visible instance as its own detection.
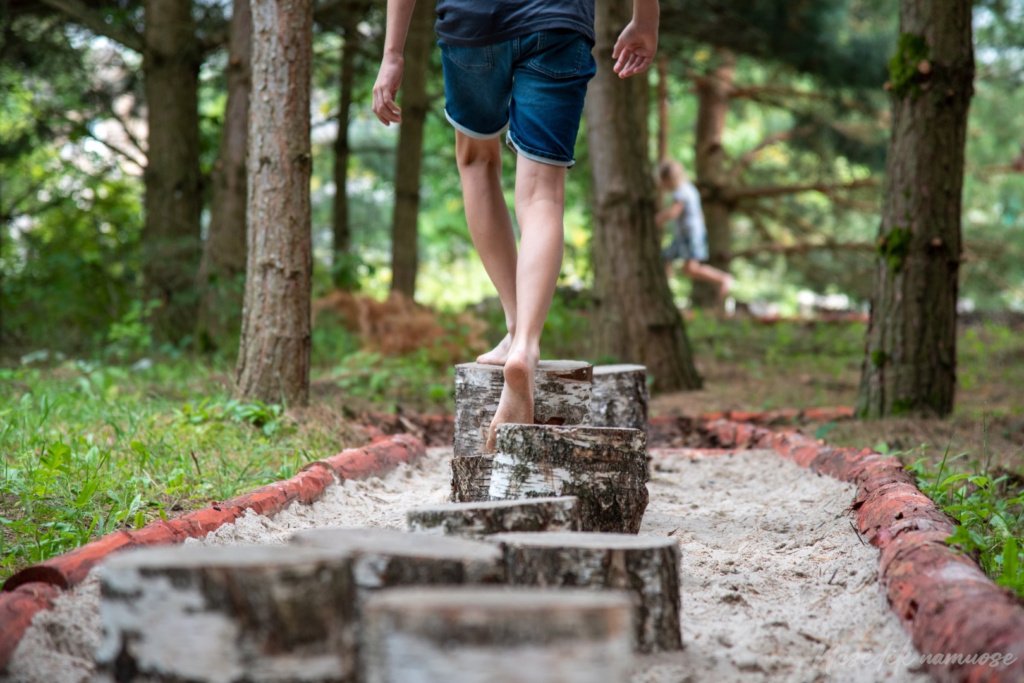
[455,135,503,171]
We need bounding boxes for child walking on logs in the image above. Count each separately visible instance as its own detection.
[373,0,660,450]
[656,159,733,303]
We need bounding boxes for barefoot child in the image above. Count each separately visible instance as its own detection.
[656,159,733,303]
[373,0,660,449]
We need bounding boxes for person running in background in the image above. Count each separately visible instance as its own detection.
[373,0,659,450]
[656,159,733,303]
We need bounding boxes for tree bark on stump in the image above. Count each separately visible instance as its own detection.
[856,0,974,418]
[488,425,649,534]
[362,587,634,683]
[590,364,648,432]
[95,544,357,682]
[451,361,593,502]
[234,0,314,406]
[493,532,682,654]
[406,496,581,538]
[290,528,504,599]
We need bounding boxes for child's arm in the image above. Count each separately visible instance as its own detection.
[372,0,418,126]
[655,200,683,227]
[613,0,659,79]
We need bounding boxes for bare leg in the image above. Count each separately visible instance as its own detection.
[454,132,518,365]
[682,259,733,302]
[485,156,566,450]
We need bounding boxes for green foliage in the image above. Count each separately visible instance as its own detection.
[888,32,929,97]
[877,226,912,272]
[908,448,1024,597]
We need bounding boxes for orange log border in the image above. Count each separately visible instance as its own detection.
[702,417,1024,683]
[0,433,424,672]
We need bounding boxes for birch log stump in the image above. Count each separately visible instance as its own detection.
[591,364,648,432]
[488,424,649,533]
[493,532,682,653]
[451,361,592,502]
[95,545,357,683]
[362,587,634,683]
[406,496,581,538]
[290,527,504,601]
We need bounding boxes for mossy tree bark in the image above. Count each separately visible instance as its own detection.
[586,0,701,392]
[235,0,313,406]
[857,0,974,418]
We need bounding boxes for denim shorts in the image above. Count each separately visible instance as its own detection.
[439,30,597,167]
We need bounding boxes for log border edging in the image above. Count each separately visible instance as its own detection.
[0,433,425,672]
[701,417,1024,683]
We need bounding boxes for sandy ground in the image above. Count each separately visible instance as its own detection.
[9,447,929,683]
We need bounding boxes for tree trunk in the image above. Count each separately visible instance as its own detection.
[590,364,649,431]
[488,424,649,534]
[494,532,683,654]
[691,49,735,308]
[856,0,973,418]
[451,454,495,503]
[95,545,358,683]
[656,55,669,163]
[142,0,202,344]
[235,0,313,406]
[363,588,634,683]
[388,0,434,299]
[196,0,252,352]
[586,0,702,393]
[407,496,582,538]
[331,5,362,289]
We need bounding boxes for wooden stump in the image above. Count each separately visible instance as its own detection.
[406,496,581,538]
[450,454,493,503]
[362,587,634,683]
[95,544,357,683]
[452,361,592,502]
[492,532,682,654]
[290,527,504,597]
[488,424,649,533]
[591,364,648,432]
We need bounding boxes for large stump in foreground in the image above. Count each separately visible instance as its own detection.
[290,527,504,599]
[95,544,357,682]
[591,364,648,432]
[493,532,682,654]
[362,587,634,683]
[488,424,649,533]
[407,496,581,538]
[452,361,593,502]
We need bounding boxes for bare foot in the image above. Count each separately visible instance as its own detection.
[484,350,536,452]
[476,333,513,366]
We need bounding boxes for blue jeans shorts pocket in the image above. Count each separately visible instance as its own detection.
[440,42,493,72]
[525,31,592,79]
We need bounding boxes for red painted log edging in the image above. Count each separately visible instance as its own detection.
[0,434,424,672]
[703,418,1024,683]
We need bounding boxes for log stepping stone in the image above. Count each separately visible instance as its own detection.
[362,586,634,683]
[452,361,593,502]
[488,424,649,534]
[406,496,581,538]
[290,527,504,597]
[492,532,682,654]
[95,544,358,683]
[590,364,648,432]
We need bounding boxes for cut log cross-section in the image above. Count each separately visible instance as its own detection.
[95,544,358,683]
[488,424,649,534]
[452,361,593,502]
[362,587,635,683]
[493,532,682,654]
[406,496,581,538]
[591,364,649,432]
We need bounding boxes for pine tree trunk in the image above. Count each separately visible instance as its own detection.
[388,0,434,299]
[856,0,973,418]
[235,0,313,406]
[142,0,202,344]
[331,5,362,289]
[585,0,702,393]
[196,0,252,351]
[691,50,735,308]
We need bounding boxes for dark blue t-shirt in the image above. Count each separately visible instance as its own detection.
[435,0,595,47]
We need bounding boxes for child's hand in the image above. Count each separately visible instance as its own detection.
[372,53,405,126]
[613,19,658,79]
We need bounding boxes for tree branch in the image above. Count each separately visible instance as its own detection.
[725,177,878,202]
[38,0,144,52]
[730,240,875,259]
[726,125,813,183]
